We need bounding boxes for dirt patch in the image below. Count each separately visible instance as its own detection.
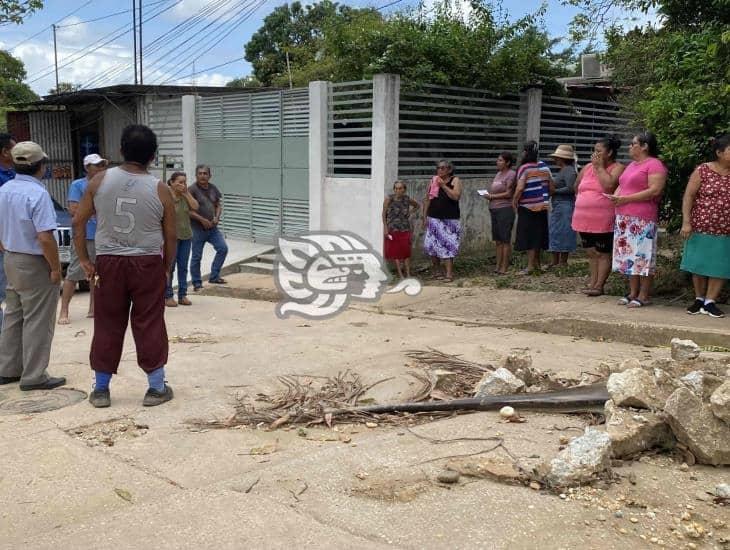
[67,417,149,447]
[169,332,219,344]
[351,470,432,502]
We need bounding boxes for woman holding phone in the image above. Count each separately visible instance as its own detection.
[571,136,625,296]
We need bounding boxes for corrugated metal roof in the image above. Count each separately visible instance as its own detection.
[17,84,279,107]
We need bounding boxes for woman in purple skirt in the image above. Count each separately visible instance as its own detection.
[422,159,463,282]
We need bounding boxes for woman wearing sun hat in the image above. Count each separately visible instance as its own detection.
[547,144,578,268]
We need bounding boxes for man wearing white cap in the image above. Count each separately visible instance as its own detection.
[58,153,107,324]
[0,141,66,390]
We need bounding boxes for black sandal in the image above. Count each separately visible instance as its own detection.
[208,278,227,285]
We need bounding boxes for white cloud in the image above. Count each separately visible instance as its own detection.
[9,39,134,94]
[55,16,90,45]
[170,0,242,21]
[184,72,235,86]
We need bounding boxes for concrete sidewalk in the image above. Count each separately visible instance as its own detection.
[169,237,271,290]
[201,272,730,348]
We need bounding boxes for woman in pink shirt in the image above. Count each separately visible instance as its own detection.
[607,132,668,307]
[571,136,625,296]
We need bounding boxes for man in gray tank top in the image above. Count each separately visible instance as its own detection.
[73,125,177,408]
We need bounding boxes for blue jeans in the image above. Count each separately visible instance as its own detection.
[165,239,192,300]
[190,226,228,287]
[0,251,5,332]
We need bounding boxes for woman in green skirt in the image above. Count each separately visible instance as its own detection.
[680,134,730,318]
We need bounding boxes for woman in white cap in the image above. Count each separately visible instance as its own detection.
[547,144,578,268]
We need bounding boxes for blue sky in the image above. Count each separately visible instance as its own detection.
[2,0,647,96]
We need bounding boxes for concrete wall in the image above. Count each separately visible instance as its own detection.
[321,178,376,245]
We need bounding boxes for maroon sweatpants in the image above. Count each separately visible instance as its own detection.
[90,255,168,374]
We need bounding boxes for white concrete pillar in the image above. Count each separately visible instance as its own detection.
[525,86,543,144]
[308,81,328,231]
[370,73,400,255]
[181,95,197,178]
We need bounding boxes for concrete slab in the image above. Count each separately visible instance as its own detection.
[169,238,273,290]
[20,488,389,550]
[3,293,728,548]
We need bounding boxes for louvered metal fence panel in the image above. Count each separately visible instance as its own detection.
[221,193,253,239]
[283,88,309,137]
[251,196,281,241]
[147,97,183,158]
[196,96,224,139]
[540,96,636,165]
[327,80,373,178]
[222,94,252,140]
[251,92,282,138]
[398,84,523,178]
[282,198,309,236]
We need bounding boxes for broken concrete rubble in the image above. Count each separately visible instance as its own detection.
[663,387,730,466]
[710,381,730,425]
[544,428,612,488]
[679,371,724,400]
[606,368,667,410]
[604,400,675,458]
[716,484,730,499]
[474,367,526,397]
[670,338,701,361]
[501,352,540,386]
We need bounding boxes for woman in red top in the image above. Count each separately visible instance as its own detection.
[679,134,730,318]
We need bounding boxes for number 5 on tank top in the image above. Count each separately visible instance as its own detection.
[114,197,138,234]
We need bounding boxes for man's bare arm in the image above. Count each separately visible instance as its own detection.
[158,181,178,273]
[73,172,103,270]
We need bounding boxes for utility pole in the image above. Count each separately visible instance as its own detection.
[285,50,293,89]
[52,24,59,93]
[132,0,138,84]
[138,0,143,85]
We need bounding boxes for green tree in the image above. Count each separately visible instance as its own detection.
[244,0,375,87]
[243,0,575,92]
[0,49,38,130]
[590,0,730,226]
[0,0,43,25]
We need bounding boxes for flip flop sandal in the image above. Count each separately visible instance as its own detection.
[585,288,604,297]
[627,299,648,308]
[617,295,632,305]
[209,278,227,284]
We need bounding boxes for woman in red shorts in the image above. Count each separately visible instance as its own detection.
[382,180,419,279]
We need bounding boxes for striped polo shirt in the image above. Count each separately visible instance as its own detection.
[517,161,552,211]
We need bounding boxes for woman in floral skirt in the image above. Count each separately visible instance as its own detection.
[607,132,668,308]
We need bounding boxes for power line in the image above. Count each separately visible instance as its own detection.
[26,0,182,85]
[8,0,94,50]
[55,0,170,28]
[167,56,246,83]
[162,1,266,85]
[147,0,256,83]
[25,0,177,81]
[81,0,235,89]
[377,0,409,10]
